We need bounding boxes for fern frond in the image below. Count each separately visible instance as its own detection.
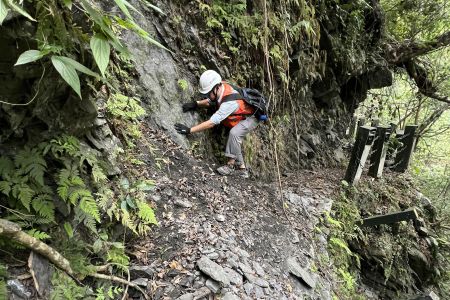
[15,148,46,186]
[0,181,12,196]
[136,201,157,225]
[32,194,56,221]
[92,165,107,183]
[57,185,69,201]
[120,210,137,234]
[137,223,151,235]
[79,195,100,222]
[26,229,51,240]
[50,135,81,157]
[96,188,114,212]
[0,157,14,178]
[83,214,98,233]
[74,208,98,233]
[12,183,35,211]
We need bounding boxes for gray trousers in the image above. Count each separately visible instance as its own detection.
[224,117,258,166]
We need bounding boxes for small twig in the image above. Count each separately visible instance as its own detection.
[0,66,46,106]
[121,269,131,300]
[90,273,149,300]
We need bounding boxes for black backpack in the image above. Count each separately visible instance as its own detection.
[221,84,269,121]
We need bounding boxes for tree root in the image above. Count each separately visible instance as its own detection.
[0,218,149,300]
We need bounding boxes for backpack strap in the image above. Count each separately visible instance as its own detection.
[222,93,243,103]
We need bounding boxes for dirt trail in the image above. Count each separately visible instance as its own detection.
[128,125,346,300]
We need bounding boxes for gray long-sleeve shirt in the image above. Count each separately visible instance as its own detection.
[209,101,239,125]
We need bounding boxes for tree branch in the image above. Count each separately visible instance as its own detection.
[404,59,450,104]
[0,219,73,275]
[386,31,450,64]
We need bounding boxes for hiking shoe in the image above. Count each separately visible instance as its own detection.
[216,165,235,176]
[236,168,249,179]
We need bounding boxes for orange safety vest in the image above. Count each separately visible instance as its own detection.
[218,82,255,128]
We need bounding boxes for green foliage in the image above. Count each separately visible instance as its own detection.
[50,271,90,300]
[325,187,364,299]
[94,286,123,300]
[106,93,146,148]
[5,0,165,99]
[381,0,449,40]
[97,177,157,235]
[198,0,321,90]
[90,34,111,78]
[107,93,146,120]
[178,79,188,91]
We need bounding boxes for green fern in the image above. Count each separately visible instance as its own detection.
[11,182,35,211]
[27,229,51,240]
[136,201,157,225]
[92,165,107,183]
[0,181,12,196]
[0,157,14,178]
[14,148,47,186]
[32,193,56,221]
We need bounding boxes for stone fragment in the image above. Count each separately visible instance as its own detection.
[254,286,265,298]
[176,293,194,300]
[235,247,250,258]
[193,286,212,299]
[285,257,316,289]
[224,267,243,286]
[252,261,265,277]
[174,198,193,208]
[245,273,269,288]
[207,252,219,260]
[129,265,155,279]
[179,275,195,287]
[243,282,254,296]
[197,256,230,286]
[132,278,149,287]
[205,278,221,293]
[7,279,31,299]
[222,292,240,300]
[215,214,226,222]
[239,262,254,274]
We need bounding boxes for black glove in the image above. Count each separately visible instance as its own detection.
[182,101,198,112]
[175,123,191,135]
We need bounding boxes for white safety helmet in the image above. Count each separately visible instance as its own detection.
[198,70,222,95]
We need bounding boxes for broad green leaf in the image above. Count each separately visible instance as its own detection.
[5,0,35,21]
[54,55,99,78]
[51,56,81,99]
[80,0,130,55]
[14,50,44,66]
[0,0,9,25]
[90,34,110,77]
[64,222,74,238]
[62,0,72,9]
[113,0,133,20]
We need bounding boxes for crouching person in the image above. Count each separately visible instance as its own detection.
[174,70,259,179]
